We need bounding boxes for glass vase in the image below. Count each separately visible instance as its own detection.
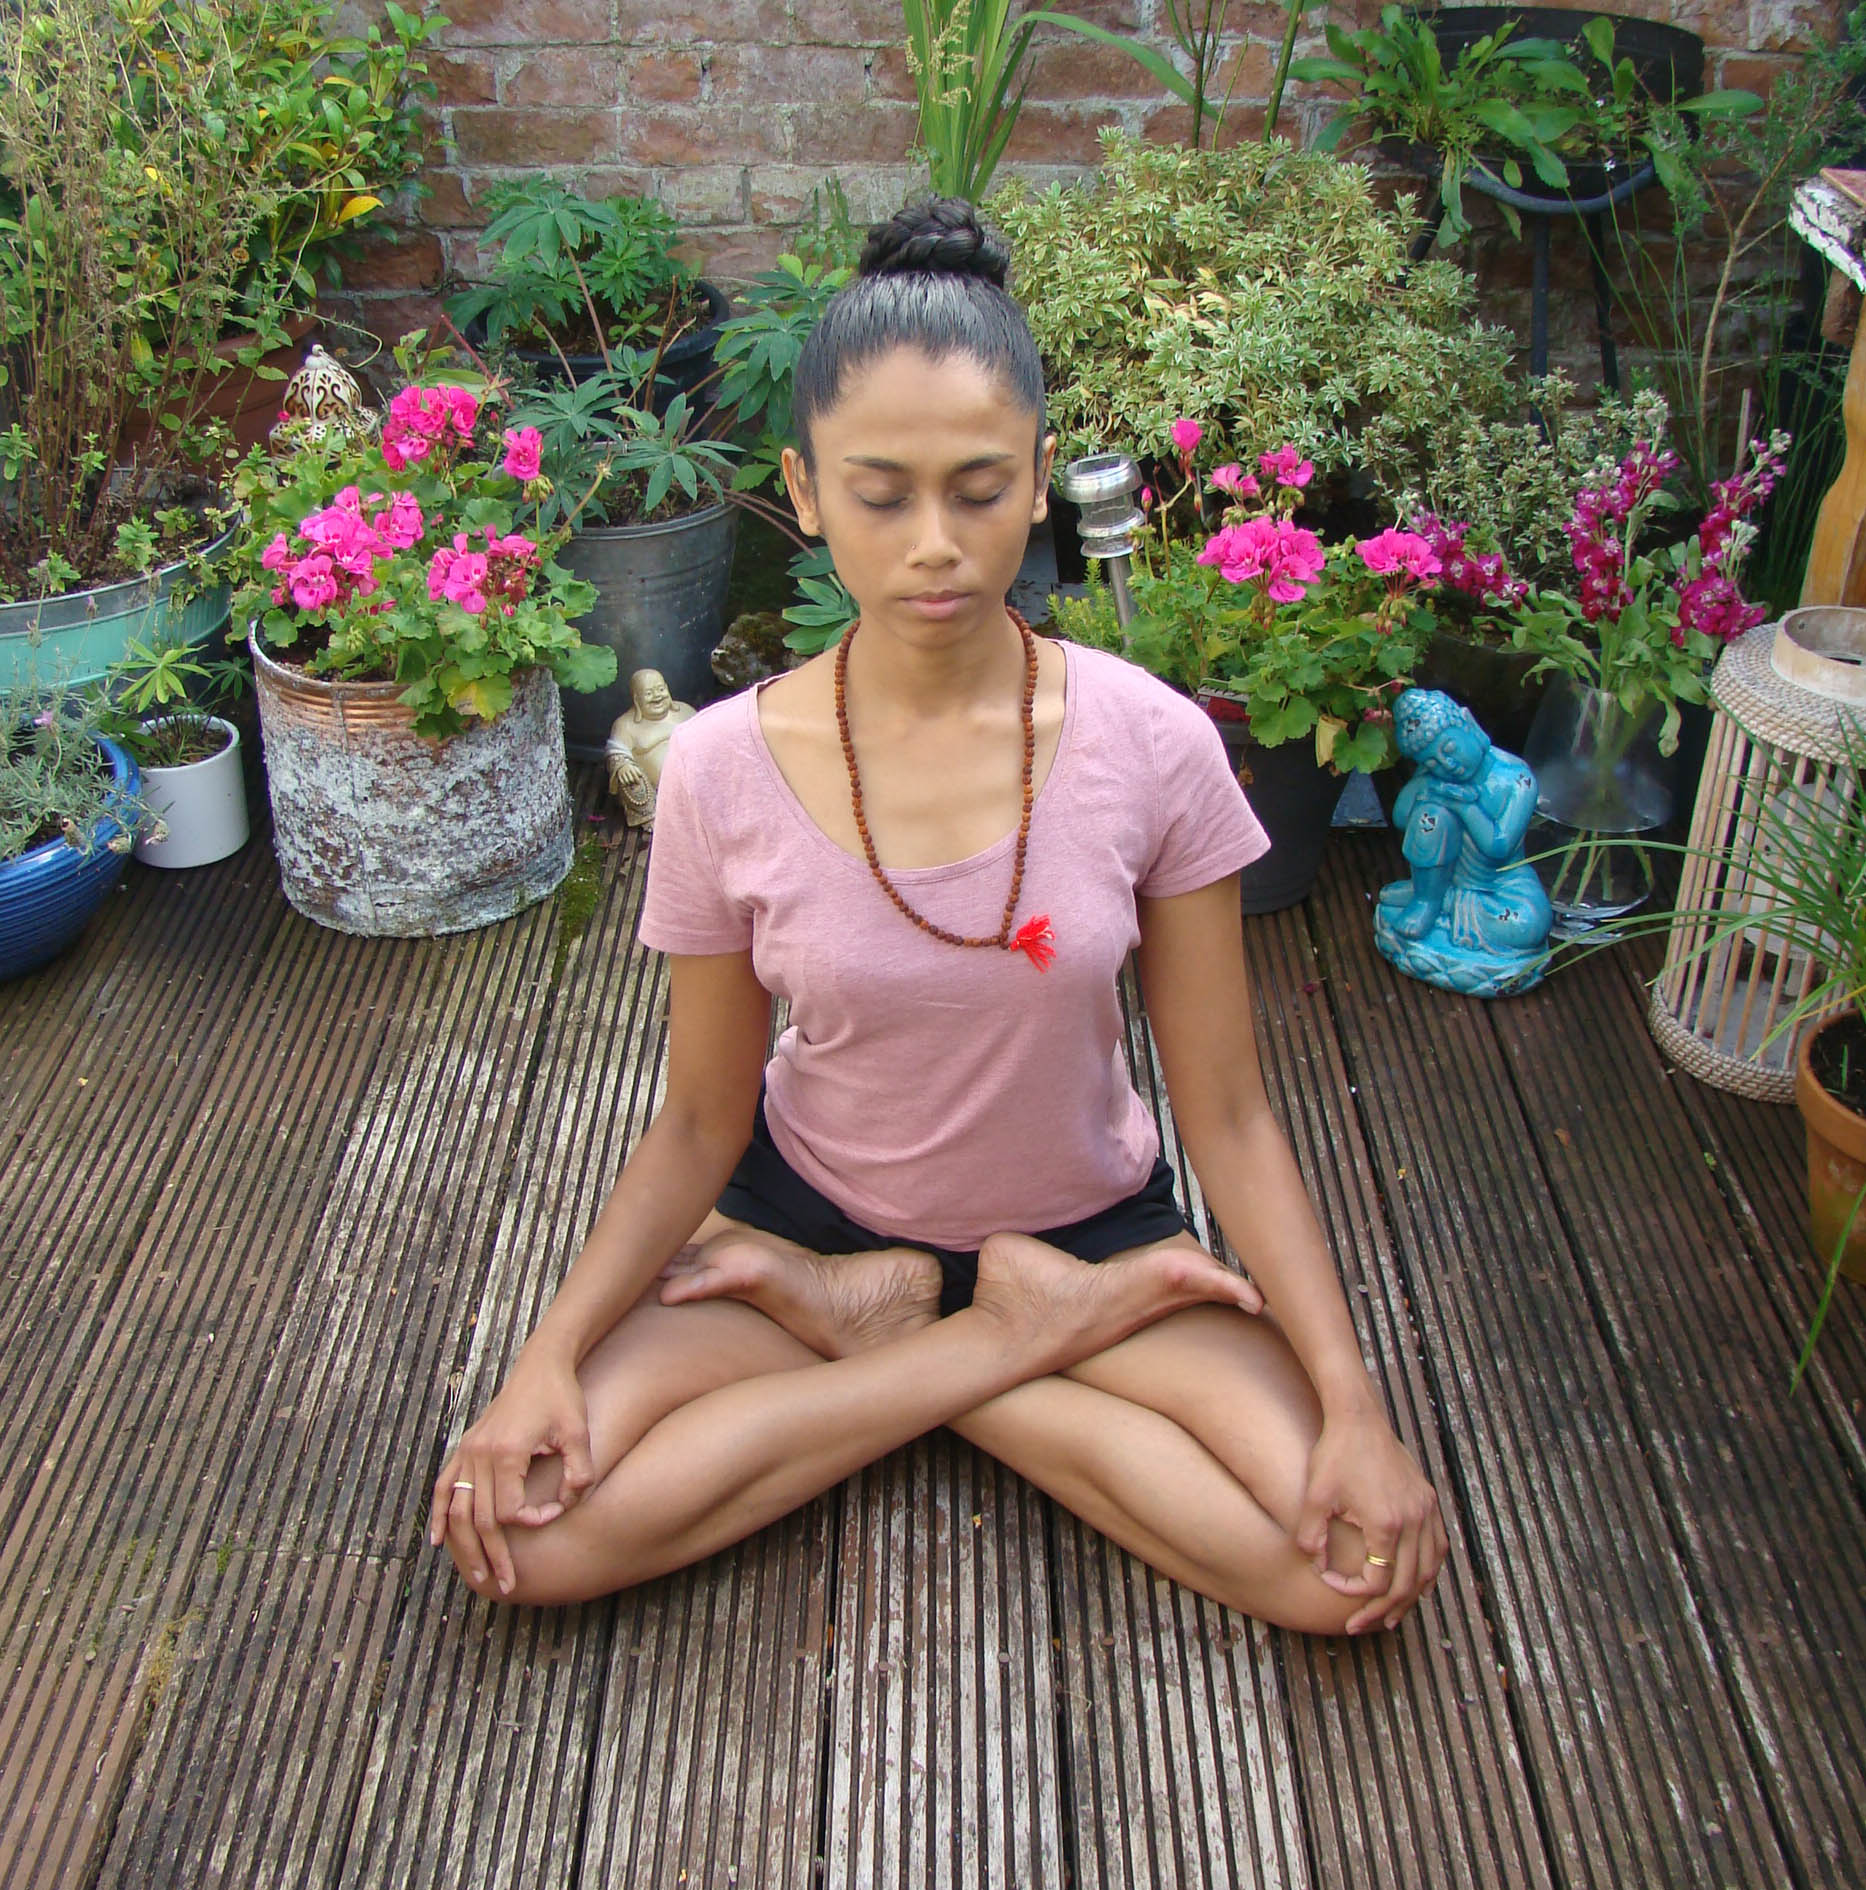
[1521,677,1673,937]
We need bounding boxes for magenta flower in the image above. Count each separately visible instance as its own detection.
[287,554,339,613]
[428,536,490,615]
[486,531,538,563]
[1139,485,1153,509]
[1170,417,1203,457]
[260,532,294,572]
[1197,516,1324,600]
[1258,444,1314,490]
[501,426,543,482]
[1675,571,1765,646]
[376,492,425,550]
[1209,464,1261,500]
[1355,528,1442,584]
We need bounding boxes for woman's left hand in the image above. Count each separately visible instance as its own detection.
[1294,1411,1447,1634]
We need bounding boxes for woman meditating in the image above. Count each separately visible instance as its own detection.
[431,199,1446,1636]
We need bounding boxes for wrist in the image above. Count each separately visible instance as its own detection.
[1313,1363,1384,1425]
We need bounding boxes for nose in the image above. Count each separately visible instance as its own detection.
[904,497,962,570]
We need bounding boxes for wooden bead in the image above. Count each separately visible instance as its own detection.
[835,607,1041,954]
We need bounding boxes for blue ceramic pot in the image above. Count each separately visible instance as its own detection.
[0,735,141,981]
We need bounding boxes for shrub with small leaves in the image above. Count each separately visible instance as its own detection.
[985,132,1515,495]
[2,676,152,862]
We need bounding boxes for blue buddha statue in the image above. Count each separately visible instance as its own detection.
[1374,689,1552,997]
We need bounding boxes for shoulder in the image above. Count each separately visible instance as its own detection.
[1060,639,1219,757]
[662,686,762,783]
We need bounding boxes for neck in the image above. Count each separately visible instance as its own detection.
[843,604,1027,720]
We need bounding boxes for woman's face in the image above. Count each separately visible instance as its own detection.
[781,346,1055,650]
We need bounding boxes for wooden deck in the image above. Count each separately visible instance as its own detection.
[3,761,1864,1890]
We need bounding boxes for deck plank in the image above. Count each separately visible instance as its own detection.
[1242,903,1551,1890]
[1311,834,1793,1889]
[1488,929,1866,1883]
[102,892,565,1885]
[825,1435,1064,1889]
[0,898,420,1890]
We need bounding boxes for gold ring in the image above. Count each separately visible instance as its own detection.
[1365,1553,1393,1568]
[452,1480,475,1494]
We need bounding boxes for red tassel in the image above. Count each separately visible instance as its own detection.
[1009,914,1057,971]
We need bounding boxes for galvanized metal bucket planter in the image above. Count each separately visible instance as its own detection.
[251,637,573,937]
[557,503,738,757]
[0,523,236,692]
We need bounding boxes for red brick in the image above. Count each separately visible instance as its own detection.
[1024,34,1157,101]
[575,166,660,201]
[1210,38,1275,104]
[438,0,613,46]
[622,0,792,43]
[626,51,705,104]
[659,164,751,225]
[684,231,789,282]
[791,0,903,42]
[1714,53,1792,97]
[1049,0,1142,28]
[1001,103,1124,164]
[1748,0,1829,55]
[415,168,482,228]
[506,49,625,108]
[448,108,620,166]
[428,49,498,107]
[1208,101,1269,147]
[1669,0,1750,51]
[788,100,917,164]
[711,43,873,100]
[323,290,452,353]
[331,227,446,292]
[867,44,916,101]
[617,106,790,164]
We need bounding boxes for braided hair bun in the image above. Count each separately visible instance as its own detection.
[859,197,1012,292]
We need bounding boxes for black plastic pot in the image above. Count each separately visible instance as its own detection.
[1414,626,1551,759]
[1424,8,1704,202]
[1211,714,1346,914]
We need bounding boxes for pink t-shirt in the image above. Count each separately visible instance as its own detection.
[638,639,1270,1249]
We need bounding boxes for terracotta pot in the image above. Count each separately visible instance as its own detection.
[1795,1020,1866,1288]
[251,636,573,937]
[116,312,320,462]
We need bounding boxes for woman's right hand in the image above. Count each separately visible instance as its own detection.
[428,1348,596,1596]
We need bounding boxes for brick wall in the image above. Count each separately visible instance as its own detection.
[323,0,1841,384]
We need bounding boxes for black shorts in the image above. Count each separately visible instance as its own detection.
[717,1091,1196,1318]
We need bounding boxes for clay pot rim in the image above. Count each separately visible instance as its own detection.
[1795,1017,1866,1163]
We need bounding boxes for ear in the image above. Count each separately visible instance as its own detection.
[781,446,822,537]
[1029,431,1058,525]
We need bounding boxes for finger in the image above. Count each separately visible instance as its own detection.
[1340,1527,1401,1628]
[1293,1489,1336,1567]
[445,1478,490,1589]
[477,1478,516,1597]
[429,1457,460,1547]
[1375,1525,1425,1633]
[558,1422,597,1505]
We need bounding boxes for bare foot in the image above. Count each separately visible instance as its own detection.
[970,1232,1263,1373]
[658,1230,942,1359]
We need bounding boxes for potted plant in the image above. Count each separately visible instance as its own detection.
[99,634,252,869]
[985,132,1518,534]
[1,674,150,980]
[1504,423,1788,933]
[1288,7,1754,245]
[497,250,854,747]
[226,339,618,935]
[0,0,386,687]
[446,179,729,410]
[114,0,445,460]
[1052,425,1434,911]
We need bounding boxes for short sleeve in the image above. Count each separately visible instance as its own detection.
[1137,689,1272,899]
[637,724,755,954]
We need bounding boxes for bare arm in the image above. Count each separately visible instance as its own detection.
[1136,876,1444,1629]
[430,947,771,1586]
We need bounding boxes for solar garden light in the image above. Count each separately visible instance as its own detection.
[1057,453,1145,631]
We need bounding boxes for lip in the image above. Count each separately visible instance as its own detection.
[902,590,971,619]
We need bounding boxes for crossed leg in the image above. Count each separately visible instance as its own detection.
[443,1219,1372,1636]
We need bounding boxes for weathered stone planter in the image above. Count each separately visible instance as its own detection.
[251,637,573,937]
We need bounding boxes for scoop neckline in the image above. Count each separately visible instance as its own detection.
[747,634,1080,882]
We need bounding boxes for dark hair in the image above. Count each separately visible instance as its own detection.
[791,197,1047,472]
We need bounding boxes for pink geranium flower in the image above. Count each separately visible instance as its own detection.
[1170,417,1203,456]
[1355,528,1442,583]
[375,491,425,550]
[287,553,339,613]
[260,532,294,572]
[501,426,543,482]
[1258,444,1314,490]
[1209,464,1260,500]
[1197,516,1324,601]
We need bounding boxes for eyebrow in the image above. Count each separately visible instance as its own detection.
[842,453,1016,473]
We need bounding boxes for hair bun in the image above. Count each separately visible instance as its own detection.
[859,197,1012,290]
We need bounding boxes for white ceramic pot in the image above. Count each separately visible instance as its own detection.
[132,717,251,869]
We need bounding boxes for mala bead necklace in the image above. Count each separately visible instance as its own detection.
[834,607,1057,971]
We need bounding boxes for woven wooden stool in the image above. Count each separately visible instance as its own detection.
[1648,613,1864,1099]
